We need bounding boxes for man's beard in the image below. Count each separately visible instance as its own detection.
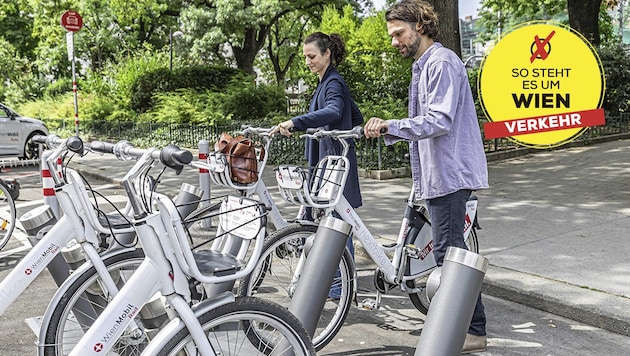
[402,36,422,59]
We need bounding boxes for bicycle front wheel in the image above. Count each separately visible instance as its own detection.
[236,223,355,351]
[42,248,147,356]
[0,183,17,251]
[157,296,316,356]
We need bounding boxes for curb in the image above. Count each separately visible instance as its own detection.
[482,264,630,337]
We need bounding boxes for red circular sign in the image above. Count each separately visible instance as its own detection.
[61,11,83,32]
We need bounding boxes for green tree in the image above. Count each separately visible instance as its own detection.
[0,1,37,61]
[477,0,609,45]
[178,0,356,76]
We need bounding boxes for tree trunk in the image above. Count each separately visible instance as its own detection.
[567,0,602,45]
[427,0,462,57]
[232,27,268,77]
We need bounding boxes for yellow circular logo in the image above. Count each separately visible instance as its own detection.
[478,21,606,148]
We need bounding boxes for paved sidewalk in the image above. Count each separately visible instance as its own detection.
[70,137,630,338]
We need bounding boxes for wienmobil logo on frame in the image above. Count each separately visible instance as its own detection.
[478,21,606,149]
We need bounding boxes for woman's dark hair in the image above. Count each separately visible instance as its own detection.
[304,32,347,66]
[385,0,439,39]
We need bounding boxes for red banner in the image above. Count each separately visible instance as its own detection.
[484,108,606,139]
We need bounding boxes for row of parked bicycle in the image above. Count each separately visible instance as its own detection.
[0,126,480,355]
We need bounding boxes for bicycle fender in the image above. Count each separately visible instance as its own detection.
[139,291,236,355]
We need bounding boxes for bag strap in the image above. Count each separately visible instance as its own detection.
[221,135,249,155]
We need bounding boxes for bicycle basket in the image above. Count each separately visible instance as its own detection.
[276,155,350,209]
[206,147,266,190]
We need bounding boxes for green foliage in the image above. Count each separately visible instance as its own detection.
[139,88,232,126]
[80,93,117,122]
[597,42,630,113]
[83,47,170,111]
[44,78,73,98]
[314,6,410,106]
[16,94,76,124]
[477,0,567,43]
[130,65,243,113]
[221,78,289,121]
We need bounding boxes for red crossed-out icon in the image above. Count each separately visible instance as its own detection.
[530,30,556,63]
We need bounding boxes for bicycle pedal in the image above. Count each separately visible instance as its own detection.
[358,298,379,311]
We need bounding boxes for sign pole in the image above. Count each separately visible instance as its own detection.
[68,32,79,136]
[61,10,83,136]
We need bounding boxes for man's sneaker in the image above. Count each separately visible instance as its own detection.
[461,333,487,354]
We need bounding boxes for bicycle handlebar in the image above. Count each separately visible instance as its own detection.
[302,126,364,139]
[89,140,116,154]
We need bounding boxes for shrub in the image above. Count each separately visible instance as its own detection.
[44,78,73,98]
[130,65,243,113]
[221,78,288,121]
[597,42,630,114]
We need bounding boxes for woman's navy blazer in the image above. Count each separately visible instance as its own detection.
[291,65,363,208]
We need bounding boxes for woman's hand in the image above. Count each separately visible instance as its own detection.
[364,117,388,138]
[271,120,295,136]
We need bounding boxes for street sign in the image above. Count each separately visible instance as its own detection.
[60,10,82,32]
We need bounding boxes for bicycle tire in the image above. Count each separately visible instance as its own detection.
[407,227,480,315]
[42,248,148,356]
[0,183,17,251]
[157,296,316,356]
[236,223,355,351]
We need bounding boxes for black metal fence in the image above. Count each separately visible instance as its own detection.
[49,112,630,170]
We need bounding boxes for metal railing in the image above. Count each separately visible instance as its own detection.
[47,112,630,170]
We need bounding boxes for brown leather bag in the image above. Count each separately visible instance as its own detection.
[215,133,264,184]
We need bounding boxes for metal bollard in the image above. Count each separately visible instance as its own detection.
[198,139,212,228]
[288,215,352,336]
[415,247,488,356]
[19,205,70,287]
[174,182,204,219]
[41,151,60,219]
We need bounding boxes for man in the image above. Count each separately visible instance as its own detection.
[364,0,489,353]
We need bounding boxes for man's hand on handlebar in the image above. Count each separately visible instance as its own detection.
[364,117,388,138]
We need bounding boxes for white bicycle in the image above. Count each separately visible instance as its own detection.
[39,138,314,355]
[237,126,480,350]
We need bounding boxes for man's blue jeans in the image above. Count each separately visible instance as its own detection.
[426,189,486,336]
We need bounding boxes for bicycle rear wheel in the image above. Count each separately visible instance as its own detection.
[0,183,17,251]
[157,296,316,356]
[236,223,355,351]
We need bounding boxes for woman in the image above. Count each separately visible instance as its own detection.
[275,31,362,215]
[274,32,363,297]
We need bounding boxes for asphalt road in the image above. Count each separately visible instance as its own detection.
[1,163,630,355]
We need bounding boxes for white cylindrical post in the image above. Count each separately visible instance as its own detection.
[198,140,211,228]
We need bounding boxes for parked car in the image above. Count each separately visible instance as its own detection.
[0,103,49,160]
